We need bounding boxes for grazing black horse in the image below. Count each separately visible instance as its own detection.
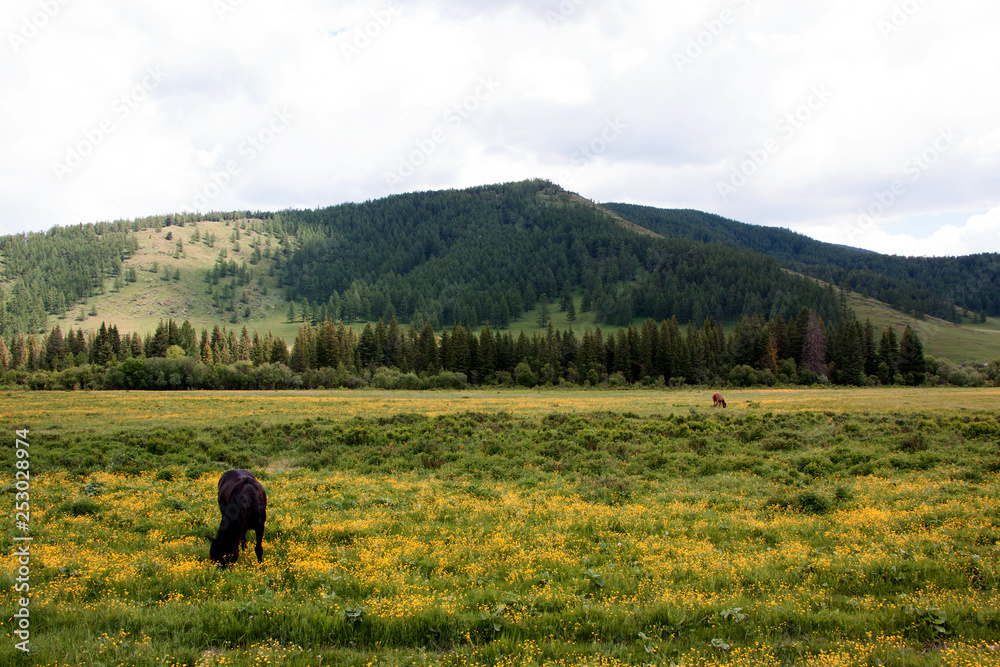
[207,469,267,567]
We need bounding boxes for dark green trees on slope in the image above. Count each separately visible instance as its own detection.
[603,203,1000,322]
[273,180,844,328]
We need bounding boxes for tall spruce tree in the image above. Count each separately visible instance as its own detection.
[898,325,926,385]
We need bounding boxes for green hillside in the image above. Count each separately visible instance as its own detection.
[604,202,1000,323]
[271,179,843,328]
[846,291,1000,363]
[67,218,298,340]
[2,179,999,363]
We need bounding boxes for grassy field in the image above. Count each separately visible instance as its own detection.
[3,389,999,666]
[845,292,1000,363]
[5,387,1000,432]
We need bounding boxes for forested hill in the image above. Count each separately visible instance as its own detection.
[603,203,1000,322]
[272,180,843,328]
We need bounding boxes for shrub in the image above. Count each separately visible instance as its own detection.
[727,365,758,387]
[60,498,99,516]
[608,372,628,388]
[795,490,831,514]
[515,362,536,388]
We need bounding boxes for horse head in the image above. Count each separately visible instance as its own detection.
[206,534,239,567]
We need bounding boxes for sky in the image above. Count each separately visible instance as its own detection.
[2,0,999,257]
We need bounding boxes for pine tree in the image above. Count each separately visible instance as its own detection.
[238,326,252,361]
[898,325,926,385]
[290,323,314,372]
[537,298,550,329]
[788,306,810,366]
[877,326,900,384]
[44,325,65,370]
[357,324,376,369]
[834,319,865,385]
[271,337,291,366]
[418,321,438,373]
[802,310,827,378]
[10,335,26,369]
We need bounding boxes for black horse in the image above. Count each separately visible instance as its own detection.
[207,469,267,566]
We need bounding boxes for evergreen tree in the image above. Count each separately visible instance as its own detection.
[357,323,377,369]
[271,336,290,366]
[238,326,252,361]
[877,326,900,384]
[10,335,26,370]
[290,323,314,372]
[788,306,810,366]
[898,325,926,385]
[802,311,827,378]
[834,319,865,385]
[537,298,550,329]
[44,325,65,370]
[417,321,438,373]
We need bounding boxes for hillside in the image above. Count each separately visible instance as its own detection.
[603,203,1000,323]
[845,291,1000,363]
[270,179,843,328]
[2,179,999,362]
[69,218,296,339]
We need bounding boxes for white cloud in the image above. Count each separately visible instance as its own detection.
[0,0,998,257]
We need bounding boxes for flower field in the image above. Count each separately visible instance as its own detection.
[2,389,1000,665]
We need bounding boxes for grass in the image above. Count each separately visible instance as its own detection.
[55,219,300,341]
[4,387,1000,432]
[843,290,1000,364]
[2,389,1000,665]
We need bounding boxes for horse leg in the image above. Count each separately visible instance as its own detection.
[255,523,264,563]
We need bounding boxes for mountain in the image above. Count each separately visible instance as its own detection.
[1,179,997,366]
[270,179,843,328]
[602,203,1000,322]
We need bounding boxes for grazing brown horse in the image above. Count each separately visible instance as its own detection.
[207,469,267,566]
[712,393,727,408]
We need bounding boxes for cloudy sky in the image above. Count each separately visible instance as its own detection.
[2,0,998,256]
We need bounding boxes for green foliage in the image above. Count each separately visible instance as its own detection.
[794,490,832,514]
[60,498,99,516]
[273,180,844,329]
[605,202,1000,321]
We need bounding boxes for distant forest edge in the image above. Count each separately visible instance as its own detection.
[603,203,1000,322]
[4,308,999,390]
[0,179,996,345]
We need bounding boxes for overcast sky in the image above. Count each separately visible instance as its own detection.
[2,0,998,256]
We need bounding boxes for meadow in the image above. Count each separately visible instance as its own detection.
[2,388,999,666]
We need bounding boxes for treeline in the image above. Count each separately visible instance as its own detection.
[271,180,845,328]
[605,203,1000,321]
[5,310,994,391]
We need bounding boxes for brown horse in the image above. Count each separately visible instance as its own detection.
[712,393,727,408]
[207,469,267,566]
